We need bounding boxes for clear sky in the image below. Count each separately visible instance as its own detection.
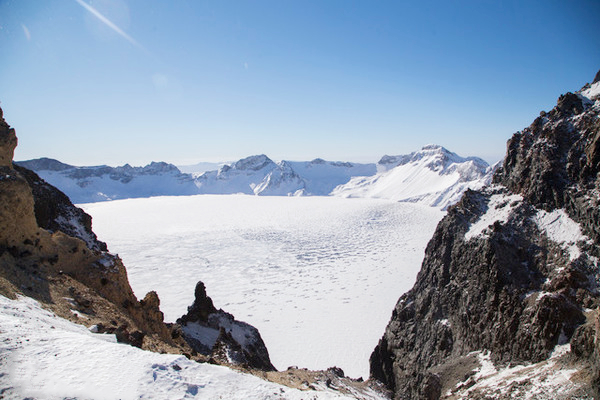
[1,0,599,167]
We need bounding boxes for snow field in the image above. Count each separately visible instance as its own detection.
[82,195,444,378]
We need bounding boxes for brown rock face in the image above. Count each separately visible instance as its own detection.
[0,109,17,167]
[0,114,38,247]
[370,72,600,399]
[0,105,189,355]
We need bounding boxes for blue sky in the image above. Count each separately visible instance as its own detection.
[1,0,599,166]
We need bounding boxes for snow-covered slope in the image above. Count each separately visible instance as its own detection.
[0,294,380,400]
[331,145,493,209]
[288,159,377,195]
[16,158,198,203]
[177,161,227,175]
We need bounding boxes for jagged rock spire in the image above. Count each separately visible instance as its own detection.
[0,106,17,167]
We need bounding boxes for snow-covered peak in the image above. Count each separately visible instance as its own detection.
[197,156,375,196]
[379,145,488,173]
[139,161,181,174]
[579,80,600,102]
[233,154,275,171]
[19,146,491,208]
[333,146,492,209]
[16,158,197,203]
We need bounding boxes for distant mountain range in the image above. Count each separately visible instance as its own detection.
[16,145,495,208]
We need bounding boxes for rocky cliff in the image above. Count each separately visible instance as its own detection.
[370,73,600,399]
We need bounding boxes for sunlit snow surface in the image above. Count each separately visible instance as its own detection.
[82,195,444,378]
[0,295,373,400]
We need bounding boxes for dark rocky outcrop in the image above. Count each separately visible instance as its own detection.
[13,164,108,251]
[370,72,600,399]
[494,91,600,243]
[177,281,276,371]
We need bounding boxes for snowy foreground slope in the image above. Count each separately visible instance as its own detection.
[0,295,385,400]
[18,145,491,210]
[83,196,445,379]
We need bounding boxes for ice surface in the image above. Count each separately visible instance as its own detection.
[83,195,444,378]
[0,295,370,399]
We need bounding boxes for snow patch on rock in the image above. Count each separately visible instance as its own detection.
[533,208,590,261]
[464,190,523,240]
[580,80,600,101]
[453,346,580,399]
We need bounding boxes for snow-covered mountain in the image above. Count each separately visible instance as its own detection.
[195,154,377,196]
[195,154,306,196]
[17,146,492,209]
[370,71,600,400]
[331,145,494,210]
[15,158,199,203]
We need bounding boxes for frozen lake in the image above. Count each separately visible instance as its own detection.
[82,195,444,378]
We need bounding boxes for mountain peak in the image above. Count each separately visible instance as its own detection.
[378,145,489,171]
[420,144,446,152]
[17,157,74,172]
[233,154,274,171]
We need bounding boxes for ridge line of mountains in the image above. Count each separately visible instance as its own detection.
[16,144,494,209]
